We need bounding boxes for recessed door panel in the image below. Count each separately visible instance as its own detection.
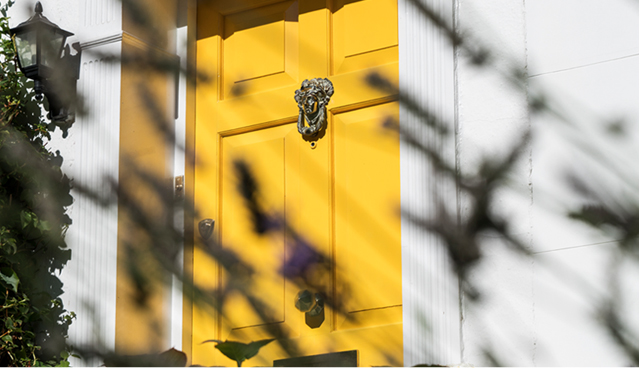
[220,128,288,331]
[333,103,402,325]
[332,0,398,74]
[223,1,298,98]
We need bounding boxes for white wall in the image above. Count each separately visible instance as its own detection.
[457,0,638,366]
[456,1,534,365]
[526,0,638,365]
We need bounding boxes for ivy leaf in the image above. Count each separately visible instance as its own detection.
[202,339,275,367]
[157,348,188,367]
[5,317,13,330]
[20,211,32,229]
[0,267,20,292]
[37,220,52,232]
[2,237,17,255]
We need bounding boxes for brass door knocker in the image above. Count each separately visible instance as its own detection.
[294,78,334,138]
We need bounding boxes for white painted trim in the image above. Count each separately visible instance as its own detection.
[169,25,189,351]
[398,0,461,365]
[59,39,123,367]
[80,33,123,50]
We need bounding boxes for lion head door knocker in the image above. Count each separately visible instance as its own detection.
[294,78,334,139]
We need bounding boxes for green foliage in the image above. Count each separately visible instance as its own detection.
[0,1,74,366]
[202,339,275,367]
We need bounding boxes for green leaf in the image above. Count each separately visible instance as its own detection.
[0,267,20,292]
[2,237,17,255]
[20,211,32,229]
[159,348,188,367]
[37,220,52,232]
[55,359,70,367]
[203,339,275,367]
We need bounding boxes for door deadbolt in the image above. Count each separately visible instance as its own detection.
[198,219,215,240]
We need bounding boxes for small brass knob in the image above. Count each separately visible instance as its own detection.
[295,290,323,317]
[295,290,315,312]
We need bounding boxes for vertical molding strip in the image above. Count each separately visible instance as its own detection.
[398,0,461,365]
[170,24,189,352]
[85,0,116,27]
[59,42,122,366]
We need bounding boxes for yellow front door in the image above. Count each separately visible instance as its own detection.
[191,0,401,365]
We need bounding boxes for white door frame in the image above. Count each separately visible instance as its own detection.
[398,0,461,365]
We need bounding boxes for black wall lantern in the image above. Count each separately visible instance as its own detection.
[10,1,81,123]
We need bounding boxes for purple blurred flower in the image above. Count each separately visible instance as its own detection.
[281,237,324,279]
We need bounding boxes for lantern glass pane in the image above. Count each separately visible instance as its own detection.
[14,31,37,68]
[42,30,65,67]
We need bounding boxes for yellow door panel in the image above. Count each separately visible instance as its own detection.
[332,0,398,74]
[220,128,289,330]
[223,1,298,98]
[192,0,401,365]
[298,1,330,78]
[333,102,402,315]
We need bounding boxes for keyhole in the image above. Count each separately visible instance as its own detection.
[310,141,317,149]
